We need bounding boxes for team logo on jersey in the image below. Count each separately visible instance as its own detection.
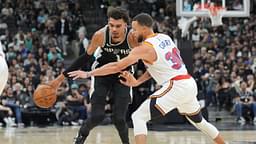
[103,47,130,55]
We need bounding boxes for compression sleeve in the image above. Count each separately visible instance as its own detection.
[62,52,93,77]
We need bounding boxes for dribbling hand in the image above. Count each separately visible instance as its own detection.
[68,70,92,80]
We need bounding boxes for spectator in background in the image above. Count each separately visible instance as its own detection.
[25,32,33,52]
[5,43,16,61]
[55,12,71,56]
[77,26,89,71]
[56,103,79,126]
[1,2,13,17]
[216,77,232,111]
[0,99,16,127]
[233,80,256,125]
[77,26,89,56]
[19,84,35,109]
[47,44,64,66]
[78,83,90,100]
[55,79,69,125]
[2,87,24,127]
[19,41,29,59]
[206,69,220,107]
[37,10,47,26]
[0,16,8,36]
[66,84,89,124]
[56,82,89,126]
[24,52,37,69]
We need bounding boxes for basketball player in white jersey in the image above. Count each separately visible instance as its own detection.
[0,41,8,95]
[68,13,225,144]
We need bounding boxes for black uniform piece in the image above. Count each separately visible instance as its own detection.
[74,26,132,144]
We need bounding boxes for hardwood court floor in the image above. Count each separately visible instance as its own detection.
[0,125,256,144]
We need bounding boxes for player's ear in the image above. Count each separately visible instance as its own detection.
[142,26,147,32]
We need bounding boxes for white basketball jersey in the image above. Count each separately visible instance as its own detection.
[144,33,188,85]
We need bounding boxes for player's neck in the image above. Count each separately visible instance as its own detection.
[111,33,126,44]
[145,30,155,39]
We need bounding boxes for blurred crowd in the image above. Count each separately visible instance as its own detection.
[0,0,256,127]
[0,0,90,127]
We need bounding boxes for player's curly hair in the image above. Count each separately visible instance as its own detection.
[107,7,129,24]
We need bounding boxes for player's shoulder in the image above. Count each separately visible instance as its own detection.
[93,25,108,39]
[93,28,104,38]
[89,26,106,48]
[92,27,105,45]
[154,33,169,39]
[147,33,172,42]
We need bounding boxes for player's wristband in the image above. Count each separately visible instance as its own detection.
[87,71,93,78]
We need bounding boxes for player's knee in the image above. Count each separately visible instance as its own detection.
[187,111,203,123]
[131,110,141,122]
[196,118,219,139]
[132,111,149,135]
[131,110,149,128]
[186,111,219,139]
[112,116,125,127]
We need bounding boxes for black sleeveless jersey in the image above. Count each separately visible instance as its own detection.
[93,26,131,69]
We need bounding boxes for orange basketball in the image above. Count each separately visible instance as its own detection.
[33,84,57,108]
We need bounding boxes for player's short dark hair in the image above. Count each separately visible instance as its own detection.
[132,13,153,28]
[107,7,129,24]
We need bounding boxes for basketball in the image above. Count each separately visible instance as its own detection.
[33,84,57,109]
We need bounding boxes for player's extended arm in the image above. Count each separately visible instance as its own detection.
[48,31,104,89]
[62,31,103,77]
[68,45,149,79]
[68,52,138,79]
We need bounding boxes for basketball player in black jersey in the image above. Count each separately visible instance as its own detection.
[47,8,138,144]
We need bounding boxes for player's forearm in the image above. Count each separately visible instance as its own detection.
[90,62,123,76]
[135,71,152,86]
[62,52,92,77]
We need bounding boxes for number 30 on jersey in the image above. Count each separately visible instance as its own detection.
[165,47,184,70]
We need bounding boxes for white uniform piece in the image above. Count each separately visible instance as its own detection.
[132,33,220,139]
[132,34,219,140]
[143,33,200,114]
[0,42,8,95]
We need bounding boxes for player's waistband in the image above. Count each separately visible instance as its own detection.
[171,74,191,81]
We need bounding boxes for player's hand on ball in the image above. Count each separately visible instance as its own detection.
[119,71,138,87]
[68,70,92,80]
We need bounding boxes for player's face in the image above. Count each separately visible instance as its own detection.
[131,21,145,42]
[108,18,127,39]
